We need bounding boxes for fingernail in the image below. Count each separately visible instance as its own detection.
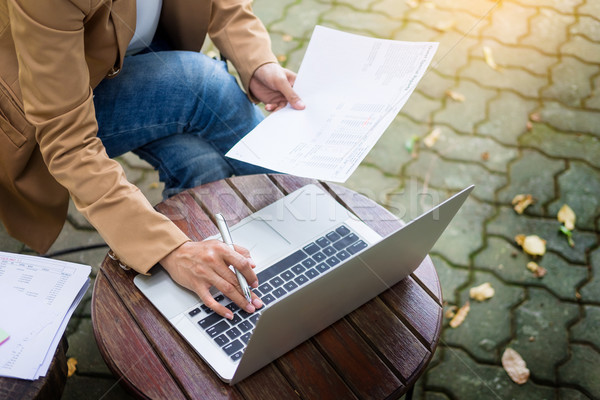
[245,304,256,313]
[253,298,263,309]
[295,100,305,109]
[251,280,259,288]
[225,312,233,320]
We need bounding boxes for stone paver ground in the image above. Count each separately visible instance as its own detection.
[1,0,598,399]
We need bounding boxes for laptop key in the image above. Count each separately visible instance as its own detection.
[347,240,368,254]
[258,282,273,293]
[238,320,253,332]
[238,310,252,319]
[231,351,243,362]
[333,233,359,251]
[294,274,309,286]
[228,313,242,325]
[302,258,316,268]
[262,293,276,305]
[225,303,240,313]
[240,333,252,344]
[326,256,340,267]
[312,252,326,262]
[206,320,229,338]
[322,246,336,257]
[281,270,295,281]
[223,340,244,356]
[336,225,351,237]
[188,307,201,317]
[257,249,307,282]
[316,237,330,247]
[269,276,284,288]
[316,263,330,273]
[326,231,341,242]
[303,242,320,255]
[292,264,306,274]
[249,313,261,325]
[273,287,287,298]
[305,268,320,279]
[337,250,351,260]
[283,281,298,292]
[199,312,224,329]
[214,334,229,346]
[226,327,242,340]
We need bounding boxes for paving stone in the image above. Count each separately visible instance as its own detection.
[363,116,428,175]
[416,70,456,100]
[269,0,330,39]
[370,0,414,20]
[578,0,600,19]
[522,0,584,14]
[579,247,600,303]
[541,56,597,108]
[393,21,441,43]
[407,4,485,38]
[558,344,600,399]
[341,164,402,208]
[486,206,597,265]
[443,271,525,363]
[0,221,25,253]
[385,180,450,223]
[548,161,600,230]
[405,151,506,203]
[66,317,112,375]
[473,237,589,301]
[62,374,133,400]
[482,1,536,45]
[539,100,600,137]
[426,347,555,399]
[401,90,444,124]
[430,126,518,173]
[558,387,594,400]
[562,35,600,64]
[433,80,497,134]
[430,254,470,303]
[480,44,557,76]
[253,0,298,27]
[459,59,548,99]
[497,149,567,216]
[322,5,400,39]
[268,32,304,67]
[508,287,579,382]
[520,124,600,169]
[585,74,600,110]
[519,9,574,53]
[430,31,479,77]
[570,304,600,351]
[434,0,506,18]
[476,91,538,146]
[423,391,451,400]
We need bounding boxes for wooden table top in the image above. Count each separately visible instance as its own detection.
[91,174,443,399]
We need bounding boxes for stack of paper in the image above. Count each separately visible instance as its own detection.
[0,251,91,380]
[227,25,438,182]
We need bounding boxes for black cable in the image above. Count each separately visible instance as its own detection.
[41,243,109,258]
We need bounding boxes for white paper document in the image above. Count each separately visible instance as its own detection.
[0,252,91,380]
[227,25,438,182]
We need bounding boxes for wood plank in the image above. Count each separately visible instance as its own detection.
[235,364,300,400]
[269,174,318,193]
[190,180,252,225]
[276,340,358,400]
[98,258,243,400]
[314,318,404,399]
[381,278,442,349]
[348,297,430,382]
[411,260,443,304]
[92,271,186,400]
[227,175,284,212]
[155,191,214,242]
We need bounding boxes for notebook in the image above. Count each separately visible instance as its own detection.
[134,183,473,384]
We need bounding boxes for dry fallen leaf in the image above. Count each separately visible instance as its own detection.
[515,234,546,256]
[67,357,78,377]
[282,34,293,42]
[445,90,466,102]
[483,46,498,70]
[405,0,419,8]
[557,204,576,231]
[526,121,533,131]
[277,54,287,63]
[423,127,442,148]
[148,182,160,190]
[512,194,535,214]
[526,261,547,278]
[445,305,457,319]
[469,282,495,301]
[529,112,541,122]
[480,151,490,161]
[502,348,530,384]
[449,302,470,328]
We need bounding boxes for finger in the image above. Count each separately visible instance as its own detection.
[197,287,234,319]
[213,273,257,314]
[250,290,264,310]
[222,248,259,287]
[233,244,251,258]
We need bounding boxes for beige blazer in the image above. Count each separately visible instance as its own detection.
[0,0,277,273]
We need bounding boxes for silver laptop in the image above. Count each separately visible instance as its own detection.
[134,184,473,384]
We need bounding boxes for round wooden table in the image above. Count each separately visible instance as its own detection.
[91,174,443,399]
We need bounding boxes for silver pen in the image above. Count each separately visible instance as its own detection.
[215,213,253,304]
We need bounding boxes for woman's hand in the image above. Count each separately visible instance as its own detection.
[159,241,263,318]
[249,63,305,112]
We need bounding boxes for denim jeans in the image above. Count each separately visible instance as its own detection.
[93,48,271,199]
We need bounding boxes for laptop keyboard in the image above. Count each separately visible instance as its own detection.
[184,224,369,362]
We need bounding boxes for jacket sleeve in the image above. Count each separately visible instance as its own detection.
[8,0,189,273]
[207,0,278,96]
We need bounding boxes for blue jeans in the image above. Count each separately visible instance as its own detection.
[93,49,271,199]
